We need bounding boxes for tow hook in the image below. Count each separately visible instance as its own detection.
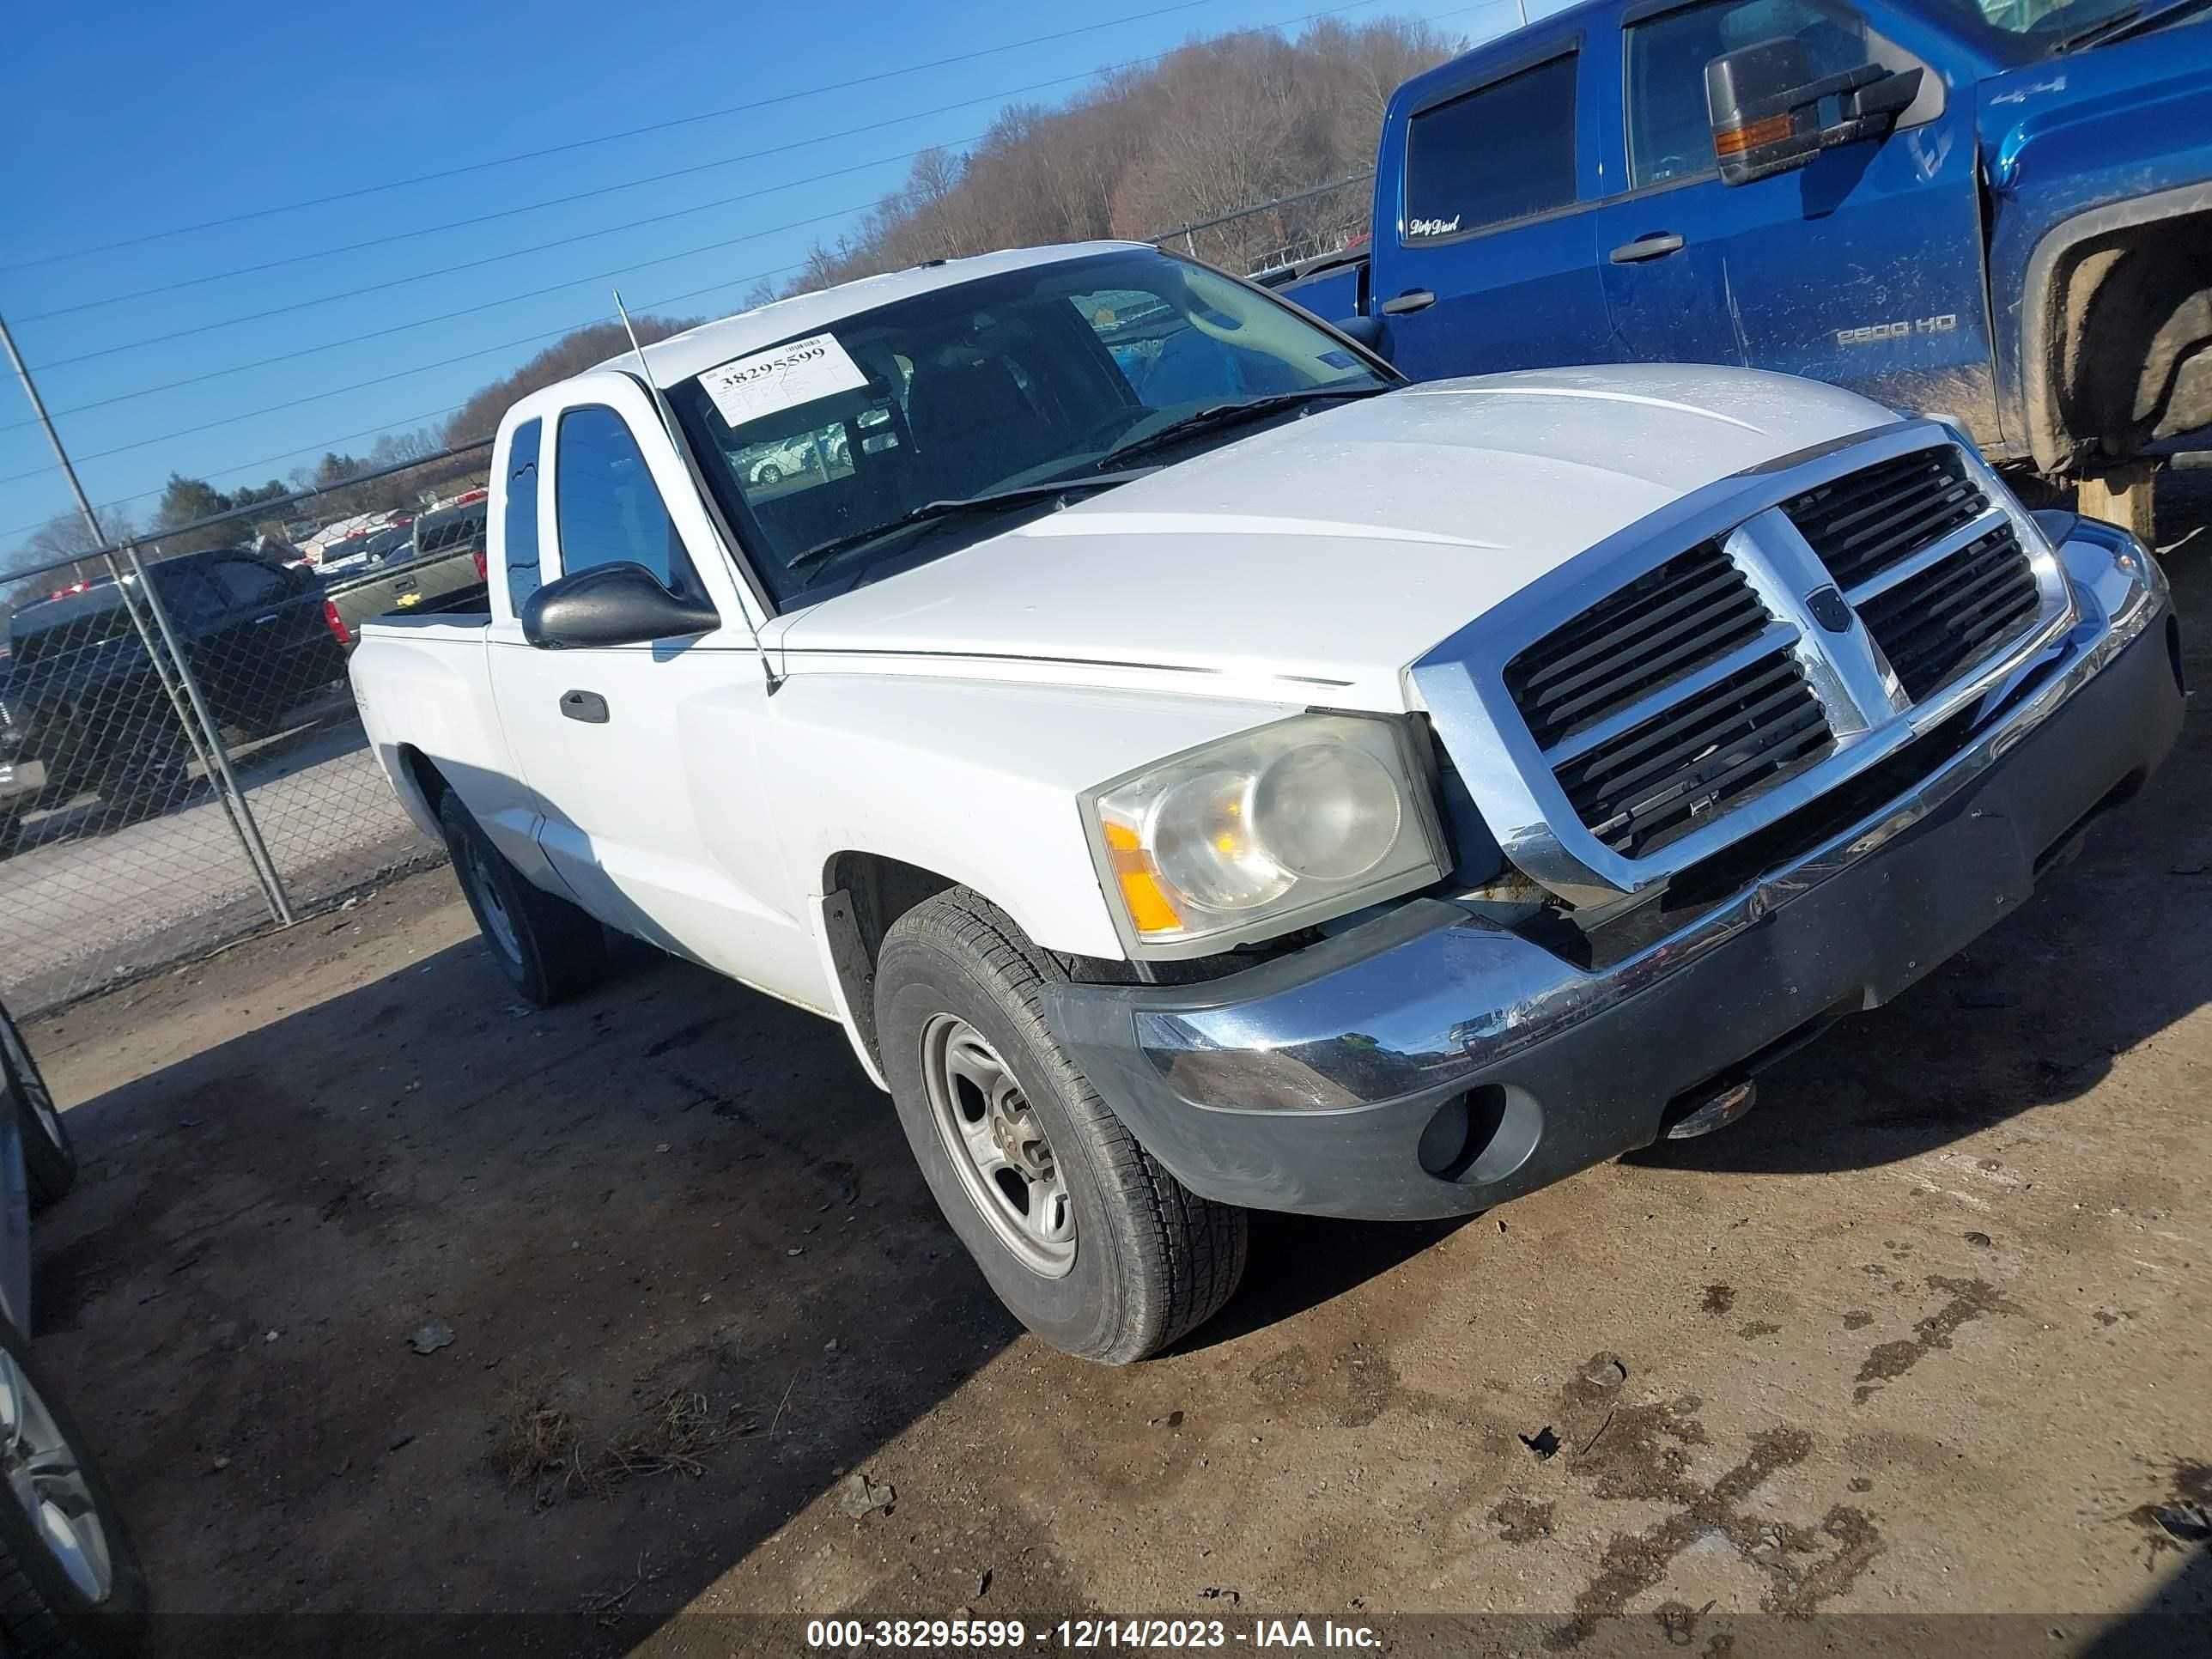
[1662,1078,1758,1140]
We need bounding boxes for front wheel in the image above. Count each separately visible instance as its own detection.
[437,792,608,1006]
[0,1317,149,1656]
[874,890,1248,1364]
[0,1006,74,1211]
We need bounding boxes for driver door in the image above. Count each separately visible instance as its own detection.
[1603,0,1996,441]
[486,378,820,1001]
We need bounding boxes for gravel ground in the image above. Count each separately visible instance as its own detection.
[12,500,2210,1656]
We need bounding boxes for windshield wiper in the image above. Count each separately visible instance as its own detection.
[1097,385,1390,471]
[786,468,1162,574]
[2046,3,2142,52]
[2043,0,2207,53]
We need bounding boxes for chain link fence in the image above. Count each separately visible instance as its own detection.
[0,447,489,1015]
[1149,173,1374,283]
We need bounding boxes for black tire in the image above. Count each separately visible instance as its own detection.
[436,791,607,1006]
[0,813,21,861]
[0,1317,149,1657]
[874,889,1248,1364]
[0,1006,74,1211]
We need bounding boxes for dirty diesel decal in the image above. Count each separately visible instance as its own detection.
[1837,314,1959,347]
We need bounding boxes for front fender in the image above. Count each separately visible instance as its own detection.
[760,672,1300,960]
[1982,38,2212,467]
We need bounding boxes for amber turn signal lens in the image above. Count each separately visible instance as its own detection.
[1103,820,1183,936]
[1715,113,1794,158]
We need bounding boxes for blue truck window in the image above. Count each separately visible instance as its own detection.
[1403,52,1578,240]
[1626,0,1870,190]
[503,417,544,611]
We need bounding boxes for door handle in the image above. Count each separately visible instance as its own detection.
[1380,289,1436,316]
[1609,233,1686,264]
[561,690,609,725]
[251,613,279,626]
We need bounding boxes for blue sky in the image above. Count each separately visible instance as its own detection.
[0,0,1558,558]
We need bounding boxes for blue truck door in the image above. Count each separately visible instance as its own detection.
[1591,10,1748,365]
[1377,42,1613,379]
[1606,0,2000,441]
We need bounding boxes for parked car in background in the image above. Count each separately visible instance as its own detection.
[0,1001,149,1655]
[349,243,2179,1364]
[1283,0,2212,528]
[743,433,823,486]
[0,549,346,854]
[319,501,489,654]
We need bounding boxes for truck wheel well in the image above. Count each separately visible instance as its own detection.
[2045,205,2212,472]
[398,745,451,817]
[820,853,958,1069]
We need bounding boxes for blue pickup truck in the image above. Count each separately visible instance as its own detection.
[1279,0,2211,519]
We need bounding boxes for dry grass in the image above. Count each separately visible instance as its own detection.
[495,1382,757,1505]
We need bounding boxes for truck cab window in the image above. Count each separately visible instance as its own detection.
[210,558,289,607]
[504,418,544,610]
[1626,0,1872,190]
[1402,52,1579,239]
[553,405,698,598]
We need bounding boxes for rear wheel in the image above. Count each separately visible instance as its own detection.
[874,890,1247,1364]
[0,1006,73,1211]
[0,1317,149,1657]
[437,792,607,1006]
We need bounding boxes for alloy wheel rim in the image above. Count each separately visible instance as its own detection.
[463,841,521,966]
[920,1014,1076,1278]
[0,1351,112,1603]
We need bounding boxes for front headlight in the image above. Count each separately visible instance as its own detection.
[1083,712,1449,957]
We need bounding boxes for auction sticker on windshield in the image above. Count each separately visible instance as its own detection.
[700,332,869,428]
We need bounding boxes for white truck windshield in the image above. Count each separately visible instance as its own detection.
[666,247,1390,603]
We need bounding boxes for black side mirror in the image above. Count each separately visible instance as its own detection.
[520,561,718,649]
[1336,314,1387,353]
[1706,40,1922,186]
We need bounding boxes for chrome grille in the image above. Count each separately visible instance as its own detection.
[1412,420,2069,904]
[1784,446,1986,592]
[1503,542,1769,749]
[1855,523,2040,701]
[1504,544,1831,858]
[1550,654,1832,857]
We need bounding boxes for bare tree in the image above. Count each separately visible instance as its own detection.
[9,506,140,586]
[782,15,1455,293]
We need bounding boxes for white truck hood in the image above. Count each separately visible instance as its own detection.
[769,365,1897,710]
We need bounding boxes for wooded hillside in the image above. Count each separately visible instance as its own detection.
[792,16,1455,289]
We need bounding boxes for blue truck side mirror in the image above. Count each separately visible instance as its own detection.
[1705,39,1923,187]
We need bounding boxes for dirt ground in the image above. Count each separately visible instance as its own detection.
[20,508,2212,1656]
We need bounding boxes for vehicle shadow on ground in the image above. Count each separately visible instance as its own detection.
[32,933,1031,1653]
[1637,559,2208,1182]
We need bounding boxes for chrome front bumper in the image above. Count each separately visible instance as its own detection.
[1048,520,2183,1219]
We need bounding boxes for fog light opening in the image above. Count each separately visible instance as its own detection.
[1419,1085,1540,1185]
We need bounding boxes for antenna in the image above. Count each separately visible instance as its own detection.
[613,288,778,690]
[614,288,681,450]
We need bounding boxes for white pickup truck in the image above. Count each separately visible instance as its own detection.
[349,241,2183,1363]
